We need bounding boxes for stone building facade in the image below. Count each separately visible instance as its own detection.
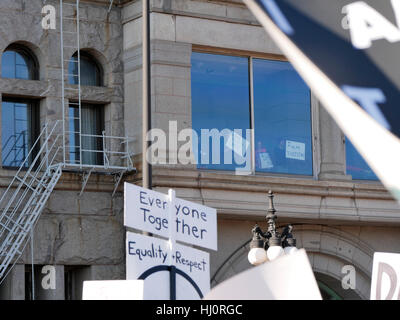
[0,0,399,300]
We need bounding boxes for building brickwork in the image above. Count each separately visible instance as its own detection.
[0,0,399,299]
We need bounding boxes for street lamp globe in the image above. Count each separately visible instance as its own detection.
[283,246,298,255]
[266,244,284,261]
[248,247,268,266]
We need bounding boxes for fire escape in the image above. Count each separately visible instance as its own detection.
[0,0,135,282]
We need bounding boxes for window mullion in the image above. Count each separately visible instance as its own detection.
[249,57,256,175]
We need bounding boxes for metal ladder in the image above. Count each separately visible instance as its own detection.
[61,0,82,167]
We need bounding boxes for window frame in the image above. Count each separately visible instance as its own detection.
[344,136,380,182]
[68,51,103,87]
[1,44,39,80]
[1,97,40,169]
[68,102,105,166]
[191,47,319,179]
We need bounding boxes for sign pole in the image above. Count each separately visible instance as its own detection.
[168,189,176,300]
[142,0,152,190]
[125,182,215,299]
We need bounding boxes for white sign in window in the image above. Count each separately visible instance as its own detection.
[285,140,305,161]
[259,152,274,169]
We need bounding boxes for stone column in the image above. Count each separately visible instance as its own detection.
[318,102,351,180]
[0,264,25,300]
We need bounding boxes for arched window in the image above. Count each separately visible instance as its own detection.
[68,51,102,86]
[1,45,39,80]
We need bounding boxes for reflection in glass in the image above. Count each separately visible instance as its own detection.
[253,59,312,175]
[2,50,33,80]
[191,52,251,171]
[346,138,378,180]
[68,52,102,86]
[2,101,33,167]
[69,104,104,165]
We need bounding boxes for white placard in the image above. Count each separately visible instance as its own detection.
[285,140,305,160]
[371,252,400,300]
[259,152,273,169]
[82,280,145,300]
[204,249,321,300]
[124,183,218,251]
[126,232,210,300]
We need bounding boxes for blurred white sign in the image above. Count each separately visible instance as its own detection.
[204,249,321,300]
[286,140,305,161]
[259,152,273,169]
[126,232,210,300]
[124,183,217,251]
[82,280,145,300]
[371,252,400,300]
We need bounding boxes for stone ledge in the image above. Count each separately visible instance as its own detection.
[149,166,400,225]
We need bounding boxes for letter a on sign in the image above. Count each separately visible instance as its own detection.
[244,0,400,202]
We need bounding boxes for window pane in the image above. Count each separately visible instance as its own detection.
[68,55,100,86]
[69,107,79,163]
[68,56,79,85]
[1,51,31,80]
[191,52,251,171]
[69,104,103,165]
[2,101,32,167]
[80,57,99,86]
[346,138,378,180]
[253,59,312,175]
[2,51,15,78]
[16,63,29,79]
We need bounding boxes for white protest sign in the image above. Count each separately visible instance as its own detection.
[124,182,217,250]
[82,280,145,300]
[204,249,321,300]
[126,232,210,300]
[371,252,400,300]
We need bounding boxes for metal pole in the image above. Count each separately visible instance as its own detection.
[142,0,152,190]
[60,0,66,164]
[77,0,82,169]
[31,228,35,300]
[168,189,176,300]
[169,265,176,300]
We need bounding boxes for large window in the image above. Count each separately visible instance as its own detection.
[191,52,251,171]
[253,59,312,175]
[346,137,378,180]
[69,104,104,166]
[68,52,102,86]
[1,45,38,80]
[1,99,39,168]
[191,52,312,175]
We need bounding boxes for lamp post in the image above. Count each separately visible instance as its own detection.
[248,190,298,266]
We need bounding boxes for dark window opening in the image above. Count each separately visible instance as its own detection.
[68,51,103,86]
[69,103,104,166]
